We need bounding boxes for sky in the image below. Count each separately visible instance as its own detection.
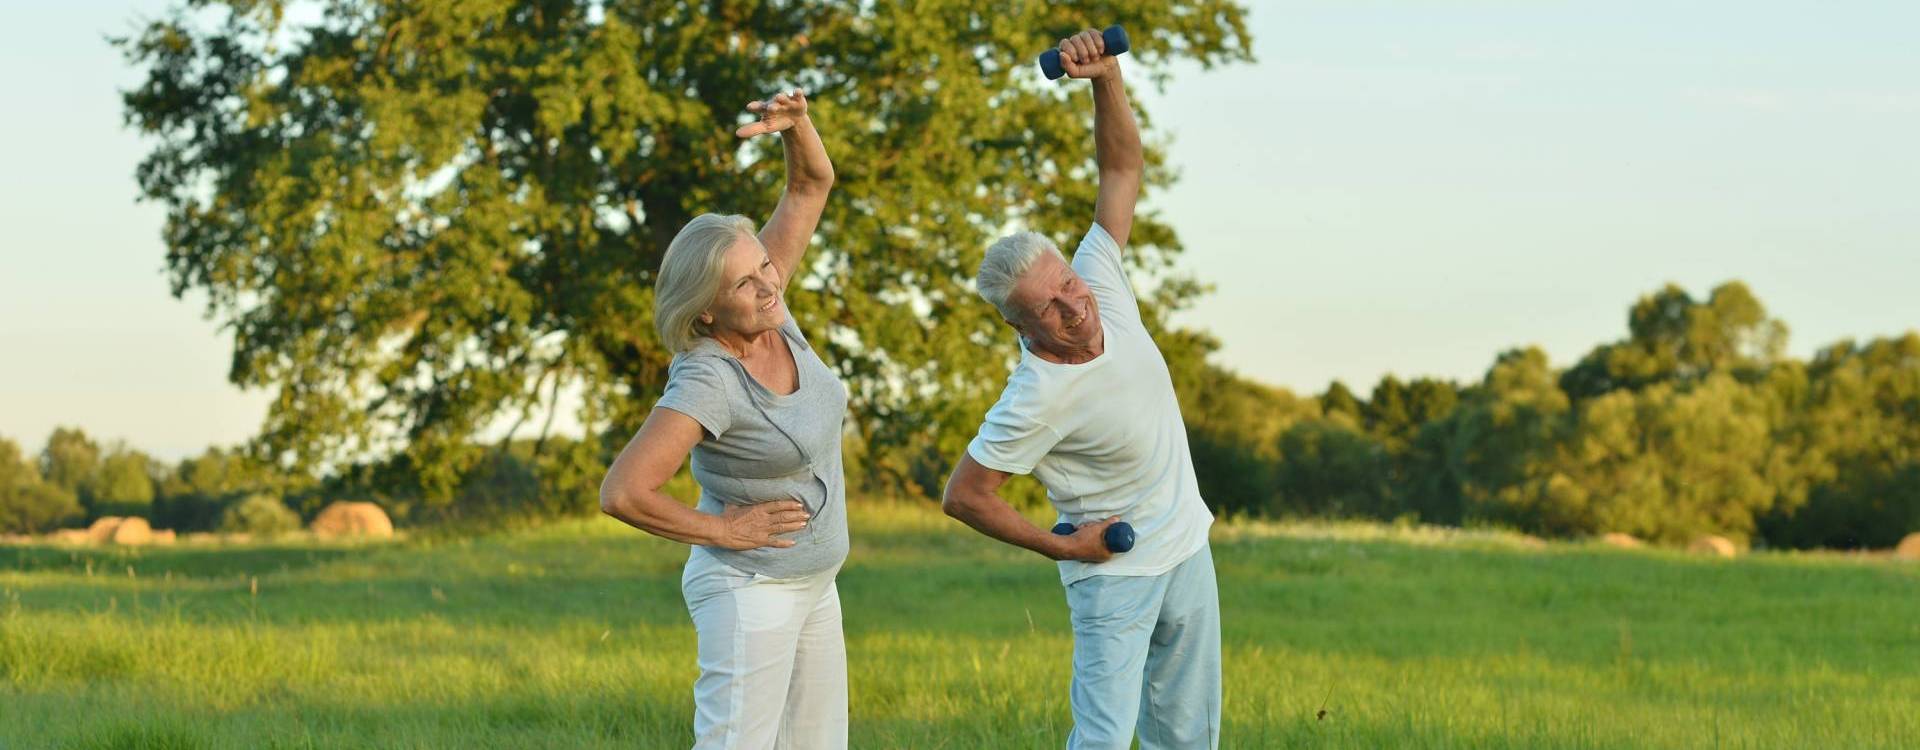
[3,1,1917,460]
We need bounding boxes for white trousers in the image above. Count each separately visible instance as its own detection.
[681,547,847,749]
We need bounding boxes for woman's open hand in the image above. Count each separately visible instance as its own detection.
[735,89,811,139]
[712,499,811,550]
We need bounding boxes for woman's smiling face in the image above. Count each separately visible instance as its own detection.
[702,234,786,337]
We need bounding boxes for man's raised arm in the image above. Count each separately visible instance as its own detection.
[1055,28,1144,248]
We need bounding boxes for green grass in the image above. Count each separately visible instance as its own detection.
[3,502,1917,748]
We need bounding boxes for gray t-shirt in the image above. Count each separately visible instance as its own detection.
[655,315,849,579]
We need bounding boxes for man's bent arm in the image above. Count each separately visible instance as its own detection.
[943,453,1112,563]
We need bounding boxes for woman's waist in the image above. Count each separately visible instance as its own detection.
[689,530,849,581]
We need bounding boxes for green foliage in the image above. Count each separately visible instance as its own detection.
[1,436,84,534]
[1362,375,1461,520]
[154,447,297,532]
[1549,375,1795,544]
[1429,347,1573,531]
[1759,334,1920,548]
[529,435,612,520]
[1272,418,1391,519]
[38,426,99,495]
[118,0,1254,504]
[1384,285,1913,548]
[1319,379,1363,421]
[1560,281,1785,399]
[88,447,161,518]
[218,493,302,537]
[1412,341,1803,543]
[445,451,544,527]
[31,428,162,519]
[1168,330,1318,515]
[1059,276,1911,551]
[1365,375,1458,449]
[328,436,604,530]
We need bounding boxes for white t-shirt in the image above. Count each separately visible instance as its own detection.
[967,222,1214,586]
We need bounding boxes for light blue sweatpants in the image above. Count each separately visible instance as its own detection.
[1064,544,1222,750]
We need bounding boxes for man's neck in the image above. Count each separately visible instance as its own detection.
[1028,330,1106,365]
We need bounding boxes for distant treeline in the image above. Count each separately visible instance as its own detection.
[0,431,602,537]
[1180,281,1920,549]
[5,281,1916,549]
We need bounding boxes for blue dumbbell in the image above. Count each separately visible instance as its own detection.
[1038,25,1131,81]
[1052,520,1137,553]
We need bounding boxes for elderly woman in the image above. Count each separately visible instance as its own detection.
[599,89,847,749]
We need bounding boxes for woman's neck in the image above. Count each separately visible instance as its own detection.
[709,326,776,360]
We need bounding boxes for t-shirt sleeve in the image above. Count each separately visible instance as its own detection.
[655,358,734,439]
[1069,222,1141,326]
[965,385,1062,476]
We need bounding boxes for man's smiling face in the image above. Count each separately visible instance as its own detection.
[1004,250,1102,357]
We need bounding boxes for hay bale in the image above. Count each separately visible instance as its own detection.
[150,529,177,545]
[109,517,154,546]
[86,516,126,544]
[1895,532,1920,561]
[1688,535,1738,558]
[310,502,394,539]
[1598,532,1644,549]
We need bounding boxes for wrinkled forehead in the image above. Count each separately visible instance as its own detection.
[1008,251,1077,306]
[718,233,768,283]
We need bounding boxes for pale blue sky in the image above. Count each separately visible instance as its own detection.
[3,1,1917,459]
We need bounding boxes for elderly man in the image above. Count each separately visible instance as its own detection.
[940,27,1221,750]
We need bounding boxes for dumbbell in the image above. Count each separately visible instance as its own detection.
[1052,520,1137,553]
[1038,25,1131,81]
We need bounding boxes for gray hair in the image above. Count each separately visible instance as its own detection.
[976,231,1064,322]
[655,213,757,352]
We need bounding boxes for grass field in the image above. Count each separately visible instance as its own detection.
[3,502,1917,749]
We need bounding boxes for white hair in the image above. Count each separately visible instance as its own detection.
[976,231,1064,322]
[655,213,757,352]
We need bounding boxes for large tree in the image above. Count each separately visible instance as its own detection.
[121,0,1252,502]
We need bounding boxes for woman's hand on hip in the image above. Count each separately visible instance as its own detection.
[713,499,811,550]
